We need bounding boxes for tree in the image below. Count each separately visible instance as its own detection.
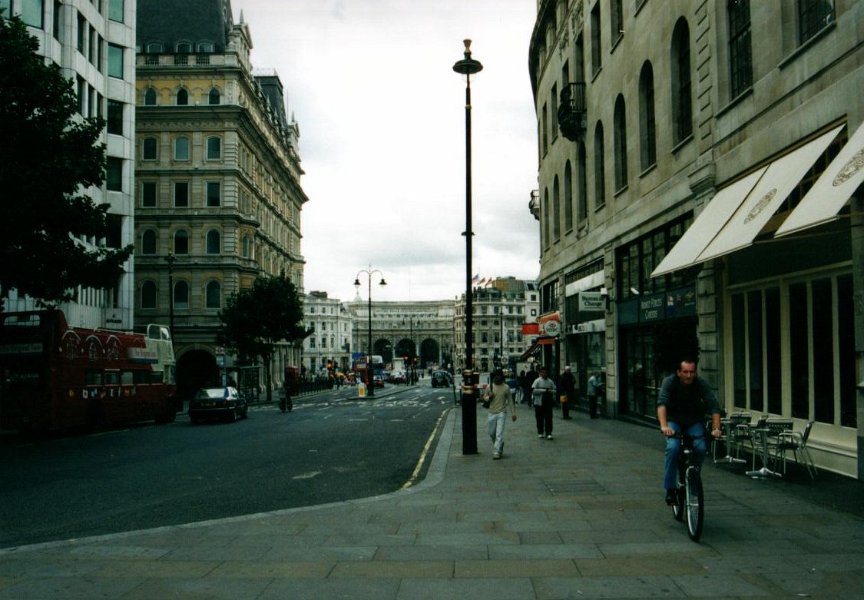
[218,274,309,402]
[0,14,132,309]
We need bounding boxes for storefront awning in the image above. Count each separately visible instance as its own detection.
[652,124,844,277]
[775,120,864,237]
[651,169,765,277]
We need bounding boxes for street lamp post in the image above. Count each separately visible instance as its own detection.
[453,39,482,455]
[164,252,176,338]
[354,268,386,397]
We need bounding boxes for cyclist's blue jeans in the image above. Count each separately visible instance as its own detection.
[664,422,707,490]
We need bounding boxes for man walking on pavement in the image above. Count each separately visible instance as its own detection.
[559,365,575,419]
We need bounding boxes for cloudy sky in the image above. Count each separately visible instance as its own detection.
[235,0,540,302]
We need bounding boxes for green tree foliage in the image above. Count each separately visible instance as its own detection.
[218,274,309,402]
[0,14,132,309]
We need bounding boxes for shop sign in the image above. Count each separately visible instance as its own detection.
[639,293,665,322]
[578,291,605,312]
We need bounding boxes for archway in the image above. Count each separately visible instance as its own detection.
[176,349,219,399]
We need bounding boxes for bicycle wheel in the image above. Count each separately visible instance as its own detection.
[685,467,704,541]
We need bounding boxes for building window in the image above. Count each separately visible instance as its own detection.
[613,95,628,191]
[173,281,189,309]
[206,230,221,254]
[107,43,123,78]
[106,157,122,191]
[206,136,221,159]
[142,137,157,160]
[610,0,623,45]
[728,0,752,99]
[21,0,44,28]
[173,182,188,207]
[563,161,573,232]
[141,181,157,207]
[206,281,221,309]
[590,2,601,75]
[552,175,561,241]
[144,87,157,105]
[174,137,189,160]
[671,19,693,145]
[593,122,606,209]
[174,230,189,254]
[141,281,157,309]
[639,61,656,171]
[206,181,220,207]
[106,99,123,135]
[108,0,123,22]
[208,88,221,105]
[141,230,157,254]
[176,88,188,105]
[798,0,833,45]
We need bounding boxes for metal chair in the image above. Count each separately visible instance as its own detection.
[774,421,817,479]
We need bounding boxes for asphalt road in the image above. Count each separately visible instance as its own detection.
[0,383,455,549]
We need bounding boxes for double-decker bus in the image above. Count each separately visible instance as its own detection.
[0,310,177,432]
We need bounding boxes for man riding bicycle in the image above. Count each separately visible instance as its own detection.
[657,358,722,505]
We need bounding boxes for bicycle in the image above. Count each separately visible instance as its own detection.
[671,433,704,542]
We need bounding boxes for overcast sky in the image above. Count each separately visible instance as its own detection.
[235,0,540,302]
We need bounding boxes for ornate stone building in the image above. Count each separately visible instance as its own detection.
[530,0,863,477]
[134,0,307,395]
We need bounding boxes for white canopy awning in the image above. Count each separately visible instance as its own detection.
[775,120,864,237]
[652,124,844,277]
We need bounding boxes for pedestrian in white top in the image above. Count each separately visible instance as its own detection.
[483,371,517,459]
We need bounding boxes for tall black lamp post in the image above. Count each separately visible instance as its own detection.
[164,252,176,338]
[453,39,482,455]
[354,268,386,397]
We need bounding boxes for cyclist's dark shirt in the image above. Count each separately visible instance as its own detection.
[657,374,720,427]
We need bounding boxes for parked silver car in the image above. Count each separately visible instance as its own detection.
[189,387,248,423]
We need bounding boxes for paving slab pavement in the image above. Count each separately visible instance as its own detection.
[2,403,863,599]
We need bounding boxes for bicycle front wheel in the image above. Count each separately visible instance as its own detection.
[685,467,704,541]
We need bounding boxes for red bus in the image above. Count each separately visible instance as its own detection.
[0,310,177,432]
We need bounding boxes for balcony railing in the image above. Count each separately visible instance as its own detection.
[558,82,587,142]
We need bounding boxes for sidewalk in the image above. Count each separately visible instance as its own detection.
[2,405,863,599]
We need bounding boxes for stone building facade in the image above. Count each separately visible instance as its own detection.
[134,0,307,395]
[530,0,863,477]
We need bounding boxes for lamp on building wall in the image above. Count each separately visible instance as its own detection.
[354,267,386,397]
[453,39,482,455]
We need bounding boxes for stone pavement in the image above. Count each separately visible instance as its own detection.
[1,403,863,599]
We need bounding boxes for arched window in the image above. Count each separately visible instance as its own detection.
[142,230,157,254]
[542,188,550,249]
[564,161,573,232]
[176,88,189,106]
[174,230,189,254]
[144,87,157,105]
[639,61,657,170]
[577,141,587,222]
[208,87,221,105]
[552,175,561,241]
[141,281,157,309]
[613,94,628,191]
[206,136,221,159]
[205,281,221,309]
[594,122,606,209]
[173,281,189,309]
[671,18,693,145]
[206,230,221,254]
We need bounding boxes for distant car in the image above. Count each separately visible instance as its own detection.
[431,370,453,388]
[189,387,248,423]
